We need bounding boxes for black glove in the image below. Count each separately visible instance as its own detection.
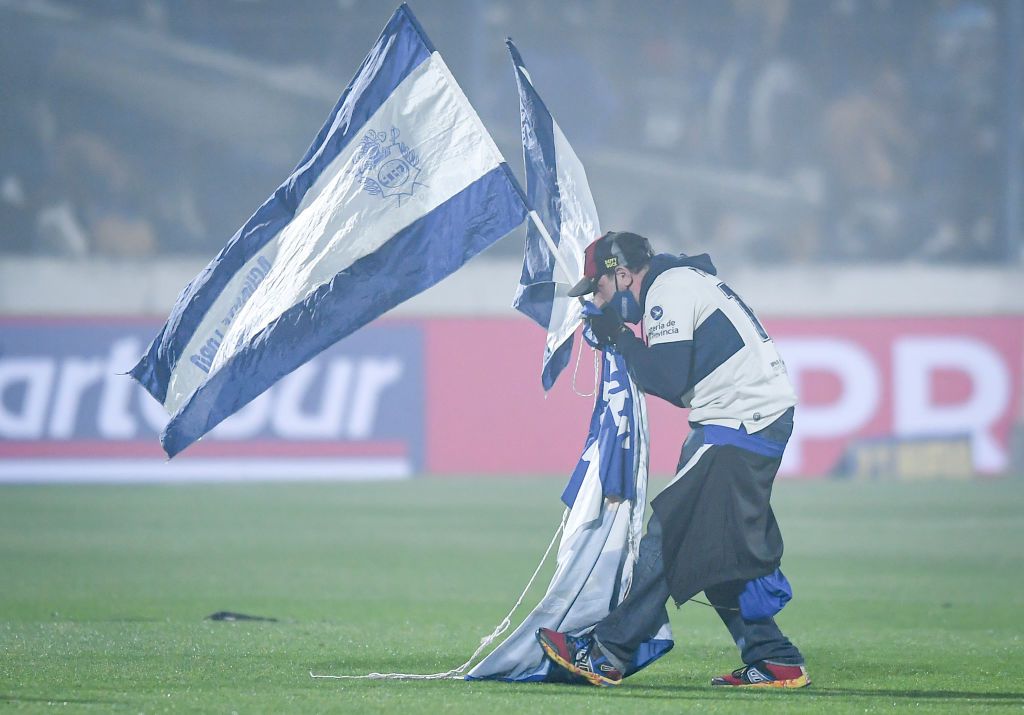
[587,308,627,347]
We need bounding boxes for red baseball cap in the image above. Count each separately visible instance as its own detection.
[567,231,653,297]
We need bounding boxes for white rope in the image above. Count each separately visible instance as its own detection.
[310,510,569,681]
[571,340,600,398]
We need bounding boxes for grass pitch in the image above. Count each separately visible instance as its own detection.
[1,477,1023,713]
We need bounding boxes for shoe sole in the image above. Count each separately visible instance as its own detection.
[712,674,811,689]
[537,636,621,688]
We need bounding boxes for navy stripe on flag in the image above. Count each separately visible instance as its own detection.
[541,338,574,392]
[508,39,561,330]
[161,164,526,457]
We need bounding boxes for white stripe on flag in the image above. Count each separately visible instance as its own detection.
[164,52,505,412]
[550,122,598,282]
[540,122,600,371]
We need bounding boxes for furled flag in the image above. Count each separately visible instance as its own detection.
[507,39,601,390]
[467,343,673,682]
[130,5,528,457]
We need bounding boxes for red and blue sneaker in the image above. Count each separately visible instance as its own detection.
[711,661,811,688]
[535,628,623,687]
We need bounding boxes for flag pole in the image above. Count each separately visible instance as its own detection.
[527,210,579,285]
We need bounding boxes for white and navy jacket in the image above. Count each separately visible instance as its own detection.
[613,253,796,435]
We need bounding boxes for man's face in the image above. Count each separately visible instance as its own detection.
[593,268,631,307]
[592,272,617,307]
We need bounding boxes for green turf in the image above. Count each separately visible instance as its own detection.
[1,478,1023,713]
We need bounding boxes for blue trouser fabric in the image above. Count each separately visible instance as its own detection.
[593,513,803,672]
[593,409,803,673]
[593,513,672,675]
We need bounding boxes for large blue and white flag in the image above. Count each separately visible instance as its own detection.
[131,5,528,457]
[507,39,601,390]
[467,346,673,682]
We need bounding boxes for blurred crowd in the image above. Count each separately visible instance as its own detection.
[495,0,1019,266]
[1,0,1020,266]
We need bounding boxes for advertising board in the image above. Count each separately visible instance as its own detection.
[0,318,423,481]
[426,317,1024,477]
[2,316,1020,480]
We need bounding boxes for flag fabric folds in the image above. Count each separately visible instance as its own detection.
[467,347,673,682]
[130,5,528,457]
[507,39,602,390]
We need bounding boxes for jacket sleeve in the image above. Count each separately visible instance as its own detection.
[614,330,693,406]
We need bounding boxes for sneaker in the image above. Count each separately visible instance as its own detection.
[711,661,811,688]
[535,628,623,687]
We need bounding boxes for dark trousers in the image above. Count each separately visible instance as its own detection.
[593,512,803,673]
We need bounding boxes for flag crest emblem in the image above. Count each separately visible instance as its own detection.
[352,127,424,204]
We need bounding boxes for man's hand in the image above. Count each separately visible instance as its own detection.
[587,308,626,347]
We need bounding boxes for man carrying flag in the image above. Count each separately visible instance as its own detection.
[537,231,810,689]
